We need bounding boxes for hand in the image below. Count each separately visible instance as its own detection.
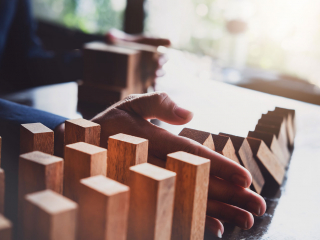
[91,92,267,238]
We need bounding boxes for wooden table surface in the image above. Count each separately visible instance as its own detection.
[2,50,320,239]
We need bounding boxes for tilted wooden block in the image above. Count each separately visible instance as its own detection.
[166,152,210,240]
[247,137,285,186]
[127,163,176,240]
[211,134,240,164]
[78,175,130,240]
[107,133,148,185]
[65,119,101,146]
[23,190,77,240]
[274,107,296,137]
[0,169,5,214]
[219,133,265,194]
[64,142,107,202]
[0,214,12,240]
[178,128,215,150]
[20,123,54,155]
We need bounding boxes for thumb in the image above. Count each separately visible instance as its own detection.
[116,92,193,125]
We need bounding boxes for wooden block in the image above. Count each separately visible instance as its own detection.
[107,133,148,185]
[166,152,210,240]
[274,107,296,136]
[247,137,285,185]
[20,123,54,155]
[64,142,107,202]
[127,163,176,240]
[23,190,77,240]
[78,175,130,240]
[178,128,215,150]
[219,133,265,194]
[211,134,240,164]
[0,214,12,240]
[0,169,5,214]
[65,119,101,146]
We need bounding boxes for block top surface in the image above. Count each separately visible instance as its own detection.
[246,137,263,155]
[167,151,210,166]
[21,123,53,134]
[84,42,139,55]
[130,163,176,181]
[0,214,11,230]
[179,128,210,144]
[219,133,245,151]
[25,190,77,214]
[109,133,148,145]
[20,151,63,165]
[66,142,106,155]
[66,118,100,128]
[211,134,230,152]
[81,175,129,196]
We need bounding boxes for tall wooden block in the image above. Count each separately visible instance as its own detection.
[107,133,148,185]
[219,133,265,194]
[65,119,101,146]
[166,152,210,240]
[178,128,215,150]
[23,190,77,240]
[20,123,54,155]
[78,175,130,240]
[0,214,12,240]
[127,163,176,240]
[247,137,285,186]
[0,169,5,214]
[211,134,240,164]
[64,142,107,202]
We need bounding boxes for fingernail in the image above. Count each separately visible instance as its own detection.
[217,229,222,238]
[174,106,193,120]
[235,215,248,229]
[231,174,248,188]
[247,201,261,216]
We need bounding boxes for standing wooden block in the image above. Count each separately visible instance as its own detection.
[219,133,265,194]
[166,152,210,240]
[127,163,176,240]
[78,175,130,240]
[178,128,215,150]
[107,133,148,185]
[65,119,101,146]
[247,137,285,186]
[23,190,77,240]
[64,142,107,202]
[211,134,240,164]
[20,123,54,155]
[0,169,5,214]
[274,107,296,136]
[0,214,12,240]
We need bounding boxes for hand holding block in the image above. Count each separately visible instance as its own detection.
[166,152,210,240]
[78,175,130,240]
[107,133,148,185]
[0,169,5,214]
[20,123,54,154]
[23,190,77,240]
[178,128,215,150]
[64,142,107,202]
[0,214,12,240]
[127,163,176,240]
[65,119,101,146]
[211,134,240,164]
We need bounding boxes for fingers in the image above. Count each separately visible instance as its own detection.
[136,37,171,47]
[205,216,224,238]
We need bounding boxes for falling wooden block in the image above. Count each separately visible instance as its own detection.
[127,163,176,240]
[78,175,130,240]
[23,190,77,240]
[20,123,54,155]
[166,152,210,240]
[65,119,101,146]
[219,133,265,194]
[211,134,240,164]
[178,128,215,150]
[107,133,148,185]
[0,169,5,214]
[64,142,107,202]
[247,137,285,186]
[0,214,12,240]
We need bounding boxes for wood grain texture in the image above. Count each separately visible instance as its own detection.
[107,133,148,185]
[23,190,77,240]
[127,163,176,240]
[0,214,12,240]
[0,169,5,214]
[219,133,265,194]
[78,175,130,240]
[166,152,210,240]
[64,142,107,202]
[65,119,101,146]
[211,134,240,164]
[179,128,215,150]
[20,123,54,155]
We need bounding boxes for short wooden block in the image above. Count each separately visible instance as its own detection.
[166,152,210,240]
[127,163,176,240]
[178,128,215,150]
[0,169,5,214]
[211,134,240,164]
[65,119,101,146]
[107,133,148,185]
[78,175,130,240]
[23,190,77,240]
[20,123,54,155]
[247,137,285,186]
[219,133,265,194]
[0,214,12,240]
[64,142,107,202]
